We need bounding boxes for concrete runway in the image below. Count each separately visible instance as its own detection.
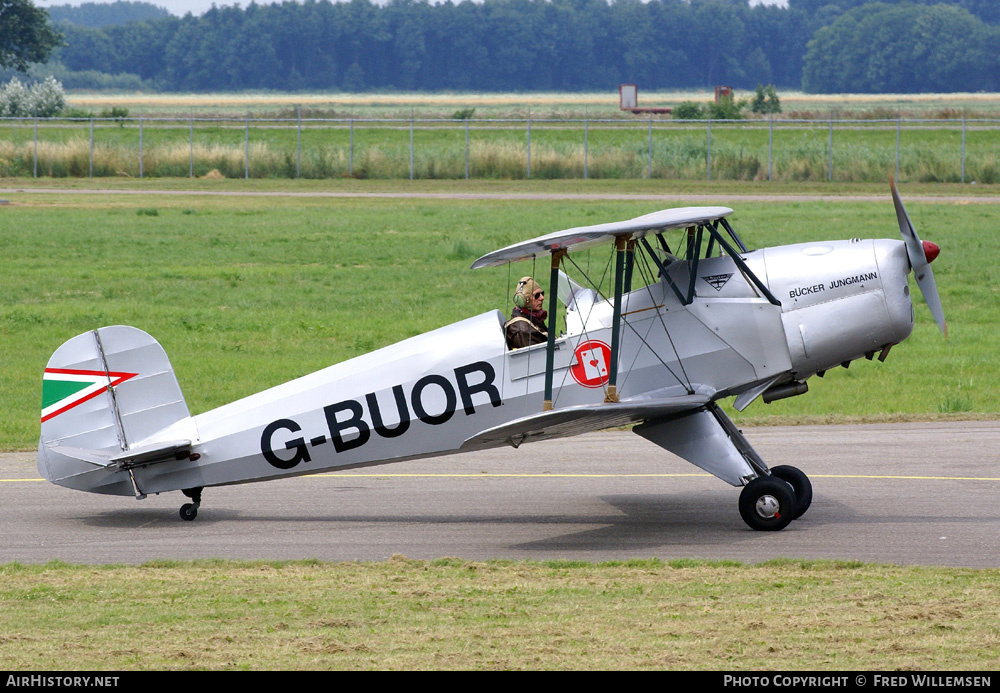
[3,421,999,567]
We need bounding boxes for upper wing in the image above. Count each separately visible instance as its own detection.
[471,207,733,269]
[460,394,710,451]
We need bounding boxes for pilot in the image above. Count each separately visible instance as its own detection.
[505,276,548,349]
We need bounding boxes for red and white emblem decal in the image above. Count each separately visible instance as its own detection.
[570,340,611,388]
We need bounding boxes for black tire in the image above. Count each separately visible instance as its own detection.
[179,503,198,521]
[770,465,812,520]
[738,477,795,531]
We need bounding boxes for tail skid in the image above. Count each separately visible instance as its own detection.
[38,326,193,496]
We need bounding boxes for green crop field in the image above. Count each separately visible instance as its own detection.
[3,117,997,182]
[60,90,1000,120]
[3,90,998,181]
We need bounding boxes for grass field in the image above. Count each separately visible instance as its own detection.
[1,178,998,448]
[2,558,998,670]
[2,176,998,671]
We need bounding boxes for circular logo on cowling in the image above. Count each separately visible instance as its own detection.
[570,340,611,388]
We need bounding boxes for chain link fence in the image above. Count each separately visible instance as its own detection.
[2,114,998,183]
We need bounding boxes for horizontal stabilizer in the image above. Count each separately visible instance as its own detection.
[461,395,710,451]
[472,207,733,269]
[109,439,193,469]
[37,444,133,496]
[45,445,113,468]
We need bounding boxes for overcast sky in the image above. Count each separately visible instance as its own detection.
[36,0,223,15]
[37,0,788,19]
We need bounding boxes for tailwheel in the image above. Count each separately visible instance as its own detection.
[738,477,795,531]
[770,465,812,520]
[179,487,203,522]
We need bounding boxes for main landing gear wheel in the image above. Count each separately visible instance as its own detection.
[179,487,203,521]
[770,465,812,520]
[739,477,795,531]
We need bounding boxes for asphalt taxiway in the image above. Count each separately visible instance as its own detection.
[3,421,998,567]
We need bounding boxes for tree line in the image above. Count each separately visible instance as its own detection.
[23,0,1000,93]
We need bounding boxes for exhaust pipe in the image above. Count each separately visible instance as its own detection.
[763,381,808,404]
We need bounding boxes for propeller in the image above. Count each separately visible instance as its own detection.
[890,177,947,337]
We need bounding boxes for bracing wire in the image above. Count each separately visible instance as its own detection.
[521,254,537,413]
[560,246,695,402]
[634,248,693,392]
[554,253,616,404]
[607,247,692,395]
[499,261,512,392]
[566,252,614,304]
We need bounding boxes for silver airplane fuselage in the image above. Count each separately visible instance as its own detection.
[45,236,916,499]
[39,194,947,531]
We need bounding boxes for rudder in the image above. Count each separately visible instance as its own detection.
[38,326,191,495]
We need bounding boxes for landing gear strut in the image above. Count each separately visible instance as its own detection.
[179,487,203,521]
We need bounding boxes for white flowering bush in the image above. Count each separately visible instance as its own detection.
[0,76,66,118]
[0,77,29,117]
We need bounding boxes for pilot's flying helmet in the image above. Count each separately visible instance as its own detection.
[513,276,543,309]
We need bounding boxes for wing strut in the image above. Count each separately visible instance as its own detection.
[543,235,633,409]
[640,236,688,305]
[623,238,636,294]
[607,235,633,403]
[543,249,566,411]
[717,219,781,307]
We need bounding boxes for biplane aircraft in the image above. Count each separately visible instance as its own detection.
[38,181,945,530]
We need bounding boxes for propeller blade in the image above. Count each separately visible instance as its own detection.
[889,177,947,337]
[914,263,947,338]
[890,177,926,270]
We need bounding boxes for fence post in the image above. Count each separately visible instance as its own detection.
[706,119,712,181]
[961,114,966,183]
[465,119,470,180]
[409,115,414,180]
[895,119,901,182]
[647,117,652,179]
[33,114,38,178]
[189,115,194,178]
[139,117,144,178]
[296,106,301,179]
[89,118,94,178]
[349,118,354,178]
[768,117,773,181]
[584,118,588,180]
[827,118,833,181]
[244,115,250,179]
[526,115,531,178]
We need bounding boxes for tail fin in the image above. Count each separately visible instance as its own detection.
[38,326,191,495]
